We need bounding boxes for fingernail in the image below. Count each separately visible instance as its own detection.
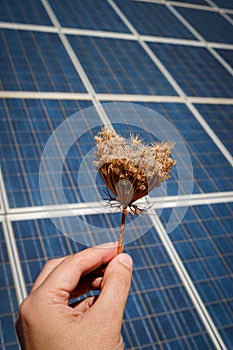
[117,254,133,269]
[95,241,118,249]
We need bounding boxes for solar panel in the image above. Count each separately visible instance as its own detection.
[0,0,232,349]
[176,7,233,44]
[0,0,52,25]
[0,99,95,207]
[68,36,177,95]
[0,30,86,92]
[115,0,196,39]
[147,43,233,97]
[210,0,233,10]
[165,203,233,348]
[0,223,19,349]
[195,104,233,155]
[49,0,130,32]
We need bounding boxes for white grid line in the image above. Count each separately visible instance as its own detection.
[0,91,91,100]
[5,191,233,222]
[1,21,233,49]
[0,168,27,304]
[1,91,233,104]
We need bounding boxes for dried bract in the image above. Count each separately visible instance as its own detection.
[94,126,176,208]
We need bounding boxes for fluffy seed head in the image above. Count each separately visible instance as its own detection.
[94,127,176,208]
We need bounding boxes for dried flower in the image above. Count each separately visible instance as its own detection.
[94,126,176,253]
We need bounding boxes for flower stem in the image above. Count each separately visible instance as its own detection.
[117,208,127,254]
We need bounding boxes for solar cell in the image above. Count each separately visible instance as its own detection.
[0,0,52,25]
[148,43,233,97]
[0,30,86,92]
[176,7,233,44]
[0,223,19,349]
[68,36,177,95]
[115,0,196,39]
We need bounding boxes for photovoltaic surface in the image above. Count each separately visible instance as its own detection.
[49,0,130,32]
[0,30,86,92]
[147,43,233,97]
[0,99,96,207]
[215,48,233,68]
[165,0,209,4]
[164,202,233,349]
[195,104,233,155]
[0,223,19,349]
[0,0,233,349]
[68,36,177,95]
[0,0,52,25]
[211,0,233,10]
[176,7,233,44]
[115,0,196,39]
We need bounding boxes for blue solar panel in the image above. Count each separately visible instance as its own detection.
[2,99,232,209]
[11,217,215,349]
[176,7,233,44]
[0,0,52,25]
[1,0,233,349]
[0,99,96,207]
[165,202,233,349]
[211,0,233,9]
[148,43,233,97]
[165,0,209,4]
[216,48,233,68]
[104,102,233,194]
[0,223,19,349]
[68,36,177,95]
[49,0,130,33]
[0,30,86,92]
[115,0,196,39]
[195,104,233,155]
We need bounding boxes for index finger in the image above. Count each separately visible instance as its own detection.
[36,242,118,301]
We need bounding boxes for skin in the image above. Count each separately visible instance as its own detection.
[15,242,133,350]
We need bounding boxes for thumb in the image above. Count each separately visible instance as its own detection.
[91,253,133,330]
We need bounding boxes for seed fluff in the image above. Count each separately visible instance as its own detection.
[94,126,176,254]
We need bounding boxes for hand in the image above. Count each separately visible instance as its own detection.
[15,243,133,350]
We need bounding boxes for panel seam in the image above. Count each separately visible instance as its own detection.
[0,168,27,303]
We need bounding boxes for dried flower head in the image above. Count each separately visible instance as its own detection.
[94,126,176,253]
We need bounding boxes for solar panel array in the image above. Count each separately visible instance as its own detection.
[0,0,232,349]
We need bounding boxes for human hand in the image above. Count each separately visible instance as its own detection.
[15,243,133,350]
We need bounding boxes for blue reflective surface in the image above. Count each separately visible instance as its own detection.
[0,30,86,92]
[0,224,19,348]
[49,0,130,32]
[115,0,196,39]
[177,7,233,44]
[148,43,233,97]
[0,0,52,25]
[0,0,233,349]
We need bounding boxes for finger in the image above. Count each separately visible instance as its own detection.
[37,242,118,301]
[90,253,132,331]
[69,296,98,313]
[70,276,103,299]
[31,257,65,293]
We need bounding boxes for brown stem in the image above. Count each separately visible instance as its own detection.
[117,208,127,254]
